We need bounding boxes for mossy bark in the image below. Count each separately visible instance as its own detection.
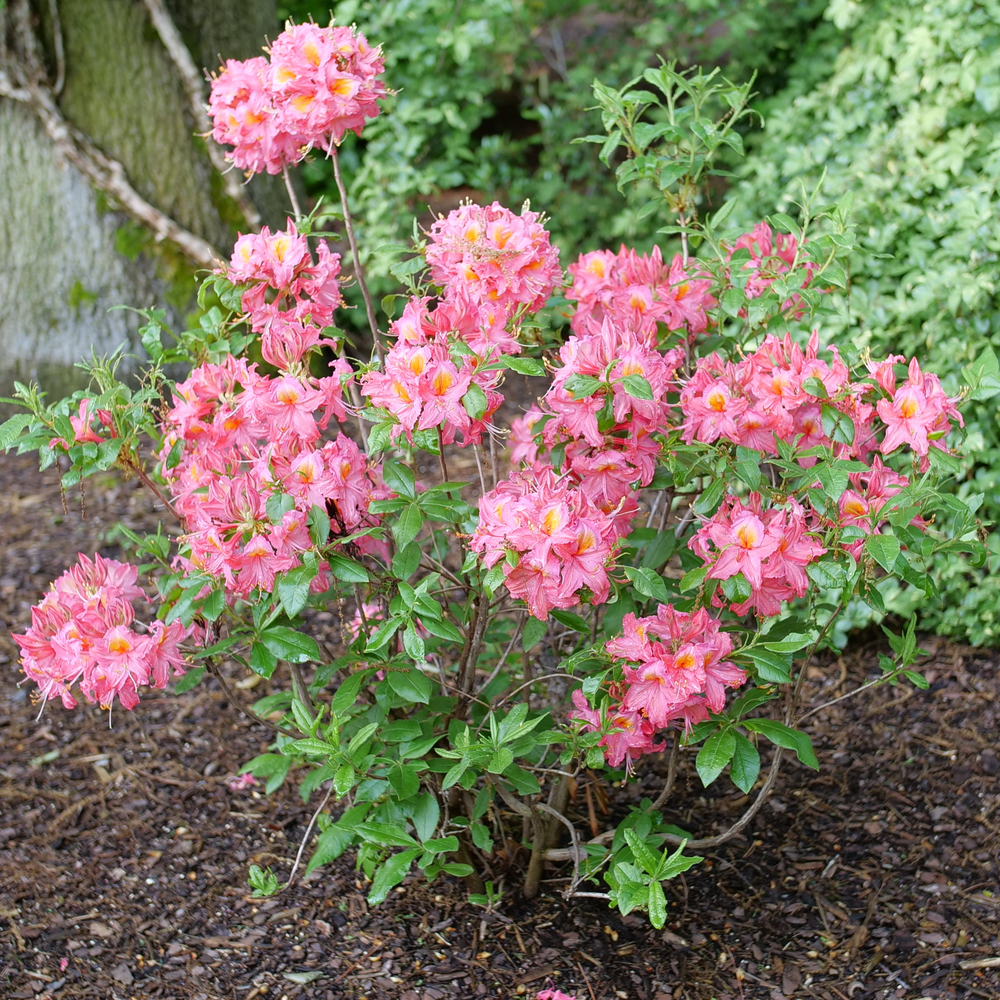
[0,0,282,399]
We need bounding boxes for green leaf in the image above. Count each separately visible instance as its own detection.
[729,732,761,793]
[410,794,440,842]
[720,286,744,317]
[487,747,514,774]
[368,847,423,905]
[695,729,737,787]
[327,553,369,584]
[550,609,590,632]
[744,719,819,770]
[679,565,709,595]
[357,823,421,849]
[392,504,425,549]
[620,374,654,400]
[174,667,205,694]
[332,670,368,714]
[743,647,792,683]
[820,404,855,446]
[386,762,421,799]
[865,533,900,572]
[470,824,494,853]
[502,355,545,376]
[386,668,434,704]
[802,376,828,399]
[462,382,488,421]
[392,541,422,581]
[266,492,296,524]
[624,828,660,877]
[565,373,603,399]
[308,505,331,546]
[522,617,547,651]
[657,841,703,880]
[624,566,669,602]
[693,477,726,516]
[260,626,320,664]
[334,762,356,796]
[249,641,278,678]
[382,459,416,500]
[277,562,317,619]
[735,459,761,490]
[648,878,667,929]
[0,413,33,451]
[403,621,426,661]
[760,632,815,654]
[815,463,849,501]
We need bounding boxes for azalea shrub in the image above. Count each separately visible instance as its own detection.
[2,21,995,928]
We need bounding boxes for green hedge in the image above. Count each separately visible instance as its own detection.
[731,0,1000,643]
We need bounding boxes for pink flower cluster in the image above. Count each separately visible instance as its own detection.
[208,22,385,175]
[509,321,682,537]
[13,554,190,712]
[470,468,618,619]
[567,244,714,341]
[691,494,826,617]
[571,605,745,769]
[50,398,118,452]
[426,201,562,315]
[838,455,923,560]
[680,333,963,469]
[228,222,343,358]
[680,332,857,459]
[360,296,504,446]
[871,356,964,459]
[726,221,815,313]
[160,355,387,598]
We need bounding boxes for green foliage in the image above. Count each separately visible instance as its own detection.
[732,0,1000,642]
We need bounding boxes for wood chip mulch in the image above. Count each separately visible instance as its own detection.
[1,451,998,1000]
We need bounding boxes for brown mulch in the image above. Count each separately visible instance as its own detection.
[1,449,998,1000]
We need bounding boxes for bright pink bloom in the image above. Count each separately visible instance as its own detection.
[470,468,618,619]
[877,358,963,459]
[426,201,562,313]
[567,244,714,341]
[691,494,825,616]
[208,22,385,174]
[13,555,193,712]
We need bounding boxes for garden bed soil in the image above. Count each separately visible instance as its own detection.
[1,449,998,1000]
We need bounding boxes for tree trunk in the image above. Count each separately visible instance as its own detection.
[0,0,281,400]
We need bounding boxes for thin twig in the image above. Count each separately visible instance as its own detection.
[437,426,450,483]
[661,748,784,850]
[476,614,525,698]
[206,661,297,738]
[47,0,64,95]
[537,801,581,895]
[282,163,303,220]
[287,781,333,886]
[651,728,682,810]
[127,461,182,523]
[502,672,581,704]
[473,444,489,496]
[797,675,885,724]
[330,146,382,362]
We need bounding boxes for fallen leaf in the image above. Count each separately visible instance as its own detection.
[283,970,323,984]
[111,962,133,985]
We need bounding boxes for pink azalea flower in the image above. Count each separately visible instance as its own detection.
[426,201,562,313]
